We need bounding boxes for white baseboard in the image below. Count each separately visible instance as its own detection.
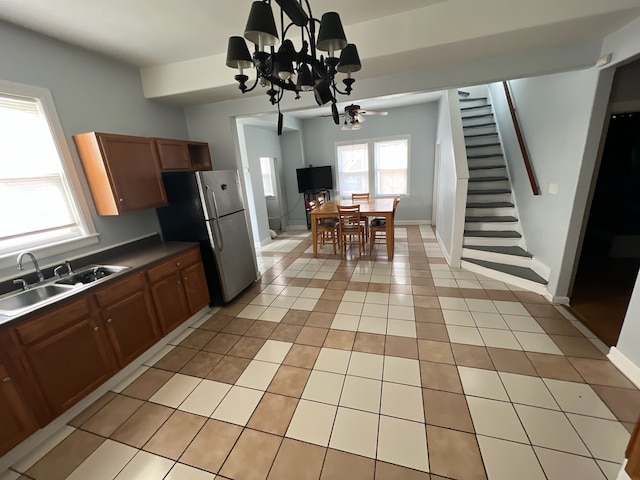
[608,347,640,389]
[435,231,452,265]
[395,220,432,226]
[530,257,551,282]
[542,291,570,305]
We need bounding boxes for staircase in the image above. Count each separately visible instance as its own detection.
[458,92,548,294]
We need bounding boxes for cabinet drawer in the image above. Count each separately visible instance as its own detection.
[14,297,92,345]
[146,249,201,283]
[94,273,145,307]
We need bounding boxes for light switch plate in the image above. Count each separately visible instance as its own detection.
[549,183,558,195]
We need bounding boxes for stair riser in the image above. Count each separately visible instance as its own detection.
[461,106,493,117]
[465,134,500,146]
[466,206,515,217]
[464,222,520,231]
[460,98,489,108]
[466,145,503,156]
[463,236,522,247]
[469,167,507,178]
[467,157,505,168]
[463,116,495,127]
[460,260,548,294]
[462,248,533,268]
[467,193,512,203]
[463,125,497,136]
[468,180,510,190]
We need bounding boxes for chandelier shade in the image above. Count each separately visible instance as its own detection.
[225,36,253,70]
[226,0,362,134]
[244,1,279,47]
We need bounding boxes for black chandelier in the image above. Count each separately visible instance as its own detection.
[225,0,361,133]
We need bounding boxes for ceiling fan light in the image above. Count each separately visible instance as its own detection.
[352,119,361,130]
[244,1,279,49]
[341,120,351,131]
[317,12,348,54]
[337,44,361,73]
[226,36,253,71]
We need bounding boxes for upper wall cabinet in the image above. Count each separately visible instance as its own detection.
[74,132,168,215]
[155,138,212,172]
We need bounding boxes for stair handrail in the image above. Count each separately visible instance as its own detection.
[502,81,540,196]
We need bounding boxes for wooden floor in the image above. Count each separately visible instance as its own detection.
[569,257,640,347]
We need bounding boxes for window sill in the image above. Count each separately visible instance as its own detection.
[0,234,100,282]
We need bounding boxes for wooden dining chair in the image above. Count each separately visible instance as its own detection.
[337,204,366,258]
[309,200,338,254]
[369,195,400,256]
[351,192,370,240]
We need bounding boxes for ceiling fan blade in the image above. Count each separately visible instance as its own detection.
[360,110,388,116]
[356,114,366,122]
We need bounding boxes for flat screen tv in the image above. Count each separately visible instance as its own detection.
[296,166,334,193]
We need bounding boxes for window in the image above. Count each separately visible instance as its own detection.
[336,136,409,196]
[259,156,276,197]
[0,80,96,262]
[335,142,369,195]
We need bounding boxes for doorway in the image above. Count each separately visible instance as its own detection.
[569,112,640,346]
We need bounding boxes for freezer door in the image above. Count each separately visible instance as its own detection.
[198,170,245,218]
[207,210,257,302]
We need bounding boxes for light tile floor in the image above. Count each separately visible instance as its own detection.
[3,226,639,480]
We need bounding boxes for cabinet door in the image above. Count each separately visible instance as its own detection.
[182,261,210,314]
[156,139,190,171]
[24,317,113,416]
[103,290,160,366]
[0,362,38,456]
[150,274,190,334]
[97,134,167,212]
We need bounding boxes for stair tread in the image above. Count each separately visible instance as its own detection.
[462,257,547,284]
[465,132,499,138]
[465,216,518,222]
[467,143,501,148]
[468,154,504,159]
[468,165,505,170]
[466,202,514,208]
[462,113,494,119]
[461,105,492,110]
[464,230,521,238]
[464,245,533,258]
[468,189,511,195]
[464,122,496,128]
[460,96,487,101]
[468,176,509,182]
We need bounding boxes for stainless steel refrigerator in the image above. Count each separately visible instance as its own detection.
[156,170,257,304]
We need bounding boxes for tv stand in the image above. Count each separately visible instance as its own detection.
[304,190,331,229]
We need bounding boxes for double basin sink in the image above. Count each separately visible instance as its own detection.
[0,265,130,317]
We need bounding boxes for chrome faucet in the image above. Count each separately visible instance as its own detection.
[17,252,44,283]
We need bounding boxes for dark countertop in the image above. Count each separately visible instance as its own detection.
[0,235,200,327]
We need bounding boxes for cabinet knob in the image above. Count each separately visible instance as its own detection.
[2,377,10,383]
[184,277,188,281]
[177,280,181,285]
[93,326,99,332]
[119,198,124,202]
[107,318,113,324]
[176,262,181,267]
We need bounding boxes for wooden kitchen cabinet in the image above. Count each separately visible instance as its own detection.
[0,360,38,456]
[155,138,212,172]
[14,297,115,417]
[148,247,210,334]
[73,132,168,215]
[95,273,161,367]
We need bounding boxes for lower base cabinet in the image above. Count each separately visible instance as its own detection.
[0,246,210,456]
[0,361,39,456]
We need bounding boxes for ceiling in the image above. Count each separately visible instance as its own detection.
[2,0,640,109]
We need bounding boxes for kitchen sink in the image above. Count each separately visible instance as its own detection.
[0,284,78,316]
[55,265,130,285]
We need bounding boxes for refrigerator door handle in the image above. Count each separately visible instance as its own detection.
[205,184,221,221]
[214,218,225,251]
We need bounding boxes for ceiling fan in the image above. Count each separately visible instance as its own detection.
[323,103,389,130]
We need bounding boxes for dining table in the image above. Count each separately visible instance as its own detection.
[310,198,396,260]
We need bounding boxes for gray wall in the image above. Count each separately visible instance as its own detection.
[0,21,188,281]
[488,69,604,296]
[279,131,306,227]
[299,102,439,222]
[240,125,283,244]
